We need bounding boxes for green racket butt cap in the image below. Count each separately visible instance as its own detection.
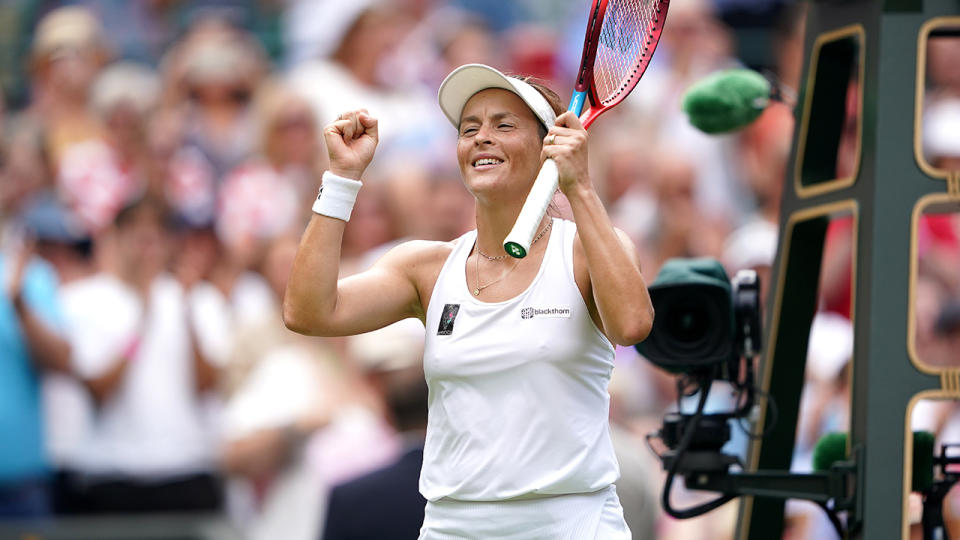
[504,242,527,259]
[682,69,772,134]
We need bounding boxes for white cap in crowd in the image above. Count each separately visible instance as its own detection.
[722,219,779,273]
[806,311,854,382]
[924,97,960,160]
[348,319,425,372]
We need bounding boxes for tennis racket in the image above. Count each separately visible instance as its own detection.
[503,0,670,258]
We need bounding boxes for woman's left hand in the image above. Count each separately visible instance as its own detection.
[541,111,591,199]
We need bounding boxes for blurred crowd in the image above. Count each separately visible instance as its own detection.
[910,19,960,540]
[0,1,957,539]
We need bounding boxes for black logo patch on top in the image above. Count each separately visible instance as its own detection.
[437,303,460,335]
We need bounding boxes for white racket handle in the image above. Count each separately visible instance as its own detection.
[503,158,558,258]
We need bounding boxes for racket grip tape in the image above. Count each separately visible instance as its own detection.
[503,158,559,258]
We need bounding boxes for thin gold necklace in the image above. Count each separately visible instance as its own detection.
[473,219,552,296]
[476,249,508,261]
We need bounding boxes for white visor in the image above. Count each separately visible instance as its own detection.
[438,64,557,131]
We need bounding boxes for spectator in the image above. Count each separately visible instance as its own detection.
[174,223,275,372]
[287,1,435,151]
[923,97,960,171]
[221,237,410,540]
[736,103,794,226]
[215,80,321,254]
[926,33,960,97]
[933,301,960,365]
[322,332,429,540]
[159,18,268,226]
[722,219,778,307]
[914,277,950,365]
[647,147,730,277]
[26,7,122,233]
[0,119,52,231]
[174,85,313,373]
[19,193,99,514]
[771,2,807,94]
[339,177,403,276]
[218,234,345,540]
[606,360,662,540]
[27,5,110,152]
[0,228,71,518]
[380,159,474,244]
[65,197,223,514]
[597,131,659,253]
[57,61,160,234]
[431,10,500,89]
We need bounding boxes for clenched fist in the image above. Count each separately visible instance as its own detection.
[323,109,379,180]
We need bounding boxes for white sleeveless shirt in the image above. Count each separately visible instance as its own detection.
[420,218,619,502]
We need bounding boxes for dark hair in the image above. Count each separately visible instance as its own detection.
[935,301,960,336]
[510,76,566,216]
[384,367,429,432]
[113,196,175,231]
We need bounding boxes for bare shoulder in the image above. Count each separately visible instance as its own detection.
[572,226,638,259]
[572,226,642,285]
[374,238,457,276]
[374,238,460,319]
[371,238,459,294]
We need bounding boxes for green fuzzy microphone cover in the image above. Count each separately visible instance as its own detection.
[913,430,935,493]
[812,431,849,473]
[812,431,936,493]
[682,69,772,134]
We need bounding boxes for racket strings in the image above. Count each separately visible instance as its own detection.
[595,0,662,104]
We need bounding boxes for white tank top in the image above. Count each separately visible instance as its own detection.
[420,218,619,502]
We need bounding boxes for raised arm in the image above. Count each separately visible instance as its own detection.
[543,112,654,346]
[283,110,423,337]
[6,243,72,373]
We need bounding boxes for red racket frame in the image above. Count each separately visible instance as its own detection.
[576,0,671,129]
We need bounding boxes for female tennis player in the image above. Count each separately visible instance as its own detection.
[284,63,654,539]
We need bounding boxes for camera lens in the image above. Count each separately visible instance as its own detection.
[666,302,709,343]
[639,283,733,373]
[635,258,742,374]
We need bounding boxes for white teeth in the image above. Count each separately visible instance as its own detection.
[474,158,503,167]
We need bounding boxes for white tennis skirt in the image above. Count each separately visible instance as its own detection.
[418,485,631,540]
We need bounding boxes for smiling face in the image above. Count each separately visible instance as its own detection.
[456,88,544,201]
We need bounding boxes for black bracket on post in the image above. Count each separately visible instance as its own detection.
[667,444,864,535]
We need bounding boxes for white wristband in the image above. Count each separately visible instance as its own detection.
[312,171,363,222]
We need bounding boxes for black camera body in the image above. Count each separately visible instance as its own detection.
[638,258,763,475]
[641,259,856,536]
[636,258,761,379]
[660,412,731,452]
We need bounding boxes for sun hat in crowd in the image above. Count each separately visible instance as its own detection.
[348,319,425,373]
[722,218,779,273]
[438,63,557,130]
[90,62,161,119]
[31,6,107,62]
[17,191,90,246]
